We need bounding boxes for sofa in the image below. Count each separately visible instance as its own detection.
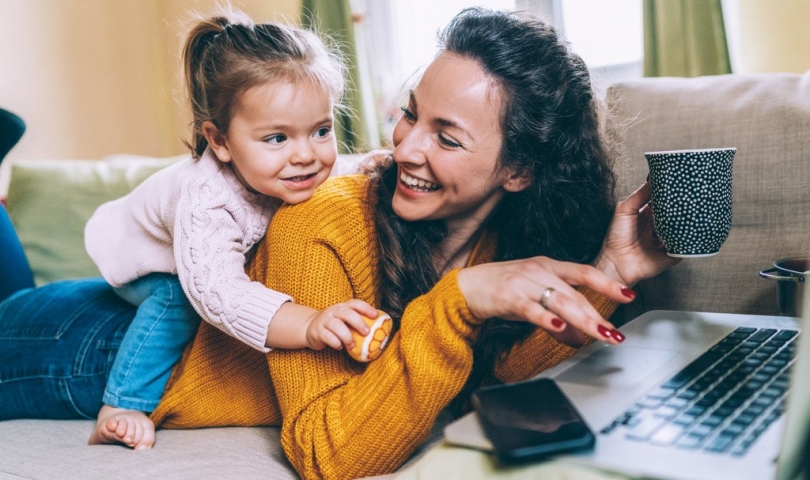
[1,71,808,480]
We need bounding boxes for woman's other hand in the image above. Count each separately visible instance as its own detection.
[596,181,680,287]
[457,257,636,346]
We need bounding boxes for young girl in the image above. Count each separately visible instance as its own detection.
[83,9,377,450]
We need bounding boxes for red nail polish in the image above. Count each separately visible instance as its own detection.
[597,325,612,338]
[551,318,565,329]
[621,287,636,300]
[612,329,625,342]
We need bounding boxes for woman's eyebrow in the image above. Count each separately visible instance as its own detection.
[410,93,473,140]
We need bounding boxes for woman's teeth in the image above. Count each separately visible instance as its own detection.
[400,172,441,191]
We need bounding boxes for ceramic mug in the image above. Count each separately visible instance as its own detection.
[645,148,735,258]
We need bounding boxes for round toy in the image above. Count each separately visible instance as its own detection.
[348,310,393,362]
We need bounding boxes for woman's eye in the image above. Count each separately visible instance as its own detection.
[400,107,416,122]
[438,134,462,149]
[265,134,286,144]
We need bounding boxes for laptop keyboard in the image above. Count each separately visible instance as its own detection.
[601,327,798,456]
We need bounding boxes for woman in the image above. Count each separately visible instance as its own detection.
[0,7,674,480]
[149,7,674,479]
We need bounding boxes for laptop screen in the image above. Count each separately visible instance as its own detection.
[775,293,810,480]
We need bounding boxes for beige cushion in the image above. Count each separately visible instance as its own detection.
[608,72,810,321]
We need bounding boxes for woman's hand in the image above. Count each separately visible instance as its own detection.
[457,257,636,346]
[595,181,680,287]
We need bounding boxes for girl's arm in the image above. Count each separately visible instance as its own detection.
[173,177,291,352]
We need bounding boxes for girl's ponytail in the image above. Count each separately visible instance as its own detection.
[182,16,230,159]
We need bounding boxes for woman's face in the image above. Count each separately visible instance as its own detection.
[391,52,523,235]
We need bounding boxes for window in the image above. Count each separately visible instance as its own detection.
[355,0,643,141]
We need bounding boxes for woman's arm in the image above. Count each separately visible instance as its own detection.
[250,176,484,480]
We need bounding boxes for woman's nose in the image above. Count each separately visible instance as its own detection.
[392,124,428,166]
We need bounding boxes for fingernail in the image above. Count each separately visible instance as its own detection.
[551,318,565,329]
[597,325,612,339]
[621,287,636,300]
[611,329,625,342]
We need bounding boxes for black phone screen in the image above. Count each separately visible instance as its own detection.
[471,378,595,463]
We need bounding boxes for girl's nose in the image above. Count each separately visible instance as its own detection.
[290,140,316,164]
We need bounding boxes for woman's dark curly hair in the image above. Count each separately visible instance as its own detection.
[367,7,617,413]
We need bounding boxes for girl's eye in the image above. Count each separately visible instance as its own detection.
[266,134,286,144]
[264,134,287,144]
[439,134,462,149]
[400,106,416,122]
[315,127,331,138]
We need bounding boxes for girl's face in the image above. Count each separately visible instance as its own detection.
[205,80,337,204]
[391,52,526,235]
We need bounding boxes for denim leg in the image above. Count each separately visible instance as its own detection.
[103,273,200,412]
[0,278,135,420]
[0,204,35,303]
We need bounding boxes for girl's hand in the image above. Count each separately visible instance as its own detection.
[457,257,636,346]
[304,300,379,350]
[595,181,680,287]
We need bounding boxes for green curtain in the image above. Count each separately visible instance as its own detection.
[643,0,732,77]
[302,0,370,153]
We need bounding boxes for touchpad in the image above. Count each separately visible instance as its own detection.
[555,346,680,388]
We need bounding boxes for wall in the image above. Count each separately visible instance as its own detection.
[0,0,300,170]
[1,0,807,169]
[724,0,810,74]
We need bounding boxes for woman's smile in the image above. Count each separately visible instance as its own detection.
[399,171,442,192]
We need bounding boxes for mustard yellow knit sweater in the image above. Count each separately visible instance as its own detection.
[151,174,618,480]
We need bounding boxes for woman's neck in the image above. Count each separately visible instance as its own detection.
[434,226,484,276]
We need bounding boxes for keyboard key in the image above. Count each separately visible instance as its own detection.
[748,329,777,343]
[662,352,723,389]
[650,424,686,446]
[704,433,736,453]
[676,433,706,449]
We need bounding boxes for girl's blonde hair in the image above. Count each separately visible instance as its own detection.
[182,9,346,158]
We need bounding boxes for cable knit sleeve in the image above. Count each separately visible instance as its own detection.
[247,175,483,480]
[173,177,290,352]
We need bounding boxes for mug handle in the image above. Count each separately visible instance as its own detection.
[759,267,804,283]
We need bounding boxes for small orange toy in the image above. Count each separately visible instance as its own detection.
[348,310,393,362]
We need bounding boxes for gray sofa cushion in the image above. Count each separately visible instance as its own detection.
[608,72,810,322]
[0,420,296,479]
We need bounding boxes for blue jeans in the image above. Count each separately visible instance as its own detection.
[0,204,34,303]
[0,278,136,420]
[105,273,200,412]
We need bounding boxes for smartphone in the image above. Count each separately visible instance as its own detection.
[471,377,595,463]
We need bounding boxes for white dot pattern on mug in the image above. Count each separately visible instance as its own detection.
[645,148,735,258]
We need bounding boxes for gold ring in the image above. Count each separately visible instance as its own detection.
[539,287,555,309]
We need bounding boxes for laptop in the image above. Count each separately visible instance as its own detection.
[445,300,810,480]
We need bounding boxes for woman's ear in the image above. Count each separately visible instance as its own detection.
[202,121,232,162]
[503,170,532,193]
